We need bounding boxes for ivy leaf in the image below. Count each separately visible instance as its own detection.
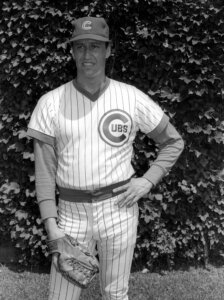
[154,194,163,201]
[184,123,203,134]
[25,188,36,197]
[26,57,32,63]
[28,174,35,182]
[179,76,192,84]
[189,149,201,158]
[18,130,27,139]
[0,181,20,194]
[16,210,28,221]
[23,152,34,160]
[19,112,31,120]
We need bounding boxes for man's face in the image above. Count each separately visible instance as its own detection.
[72,39,111,79]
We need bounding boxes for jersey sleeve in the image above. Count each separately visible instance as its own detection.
[27,93,56,146]
[135,88,169,137]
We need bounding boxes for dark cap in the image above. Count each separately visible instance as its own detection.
[68,17,110,43]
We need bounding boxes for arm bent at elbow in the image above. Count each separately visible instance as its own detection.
[143,122,184,186]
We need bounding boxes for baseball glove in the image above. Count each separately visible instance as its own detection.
[47,234,99,289]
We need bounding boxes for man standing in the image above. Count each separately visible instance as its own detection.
[27,17,184,300]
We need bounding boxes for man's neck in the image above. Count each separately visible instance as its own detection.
[75,74,107,94]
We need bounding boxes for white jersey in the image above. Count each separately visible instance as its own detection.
[28,78,165,190]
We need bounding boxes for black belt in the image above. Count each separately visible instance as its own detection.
[58,178,130,203]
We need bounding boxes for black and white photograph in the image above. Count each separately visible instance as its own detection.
[0,0,223,299]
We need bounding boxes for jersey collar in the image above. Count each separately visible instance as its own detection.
[72,77,110,101]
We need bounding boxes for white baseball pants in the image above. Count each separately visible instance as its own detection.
[48,195,139,300]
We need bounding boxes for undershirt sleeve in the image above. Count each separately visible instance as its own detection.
[143,121,185,186]
[34,139,58,221]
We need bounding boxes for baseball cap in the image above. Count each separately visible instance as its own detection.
[68,17,110,43]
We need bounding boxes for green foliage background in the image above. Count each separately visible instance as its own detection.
[0,0,224,269]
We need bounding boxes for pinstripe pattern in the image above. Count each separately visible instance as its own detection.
[28,79,164,191]
[28,78,165,299]
[48,196,138,300]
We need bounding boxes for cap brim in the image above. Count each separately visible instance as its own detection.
[66,34,110,43]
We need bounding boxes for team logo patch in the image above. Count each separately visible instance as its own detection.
[82,21,92,30]
[98,110,132,147]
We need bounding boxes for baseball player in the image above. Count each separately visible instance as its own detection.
[27,17,184,300]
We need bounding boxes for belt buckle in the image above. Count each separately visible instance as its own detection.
[91,189,101,197]
[90,189,100,202]
[92,190,101,203]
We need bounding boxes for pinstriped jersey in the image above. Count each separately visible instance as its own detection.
[28,78,166,190]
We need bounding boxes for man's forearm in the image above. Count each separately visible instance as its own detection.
[143,122,184,186]
[34,139,58,221]
[44,217,65,240]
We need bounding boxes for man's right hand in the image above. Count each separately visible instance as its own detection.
[44,217,65,270]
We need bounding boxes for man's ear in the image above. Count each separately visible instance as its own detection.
[106,43,112,59]
[70,43,75,60]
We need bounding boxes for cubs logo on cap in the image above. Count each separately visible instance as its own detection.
[68,17,110,43]
[82,21,92,30]
[98,110,132,147]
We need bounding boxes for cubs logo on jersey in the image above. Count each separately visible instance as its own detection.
[98,109,132,147]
